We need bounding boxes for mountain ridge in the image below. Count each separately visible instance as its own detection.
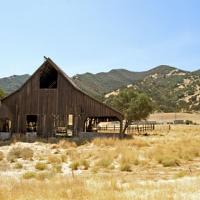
[1,65,200,112]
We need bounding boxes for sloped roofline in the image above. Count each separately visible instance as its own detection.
[2,57,123,119]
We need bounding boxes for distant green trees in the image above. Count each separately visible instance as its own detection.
[106,88,153,134]
[0,88,5,99]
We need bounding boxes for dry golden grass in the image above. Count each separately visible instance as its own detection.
[57,139,77,148]
[0,125,200,199]
[47,154,62,164]
[35,162,47,171]
[149,112,200,124]
[70,161,80,170]
[0,175,200,200]
[7,146,34,162]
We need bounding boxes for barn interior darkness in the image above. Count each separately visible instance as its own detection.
[26,115,37,132]
[40,64,58,88]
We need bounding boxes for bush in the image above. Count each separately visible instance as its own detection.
[7,147,34,162]
[21,148,34,160]
[23,171,36,179]
[120,163,132,172]
[14,162,23,169]
[119,148,139,166]
[52,164,62,173]
[97,157,112,168]
[161,156,180,167]
[80,159,89,170]
[7,147,22,162]
[36,172,52,181]
[0,151,4,161]
[58,140,77,148]
[35,162,47,171]
[174,171,187,179]
[48,155,62,164]
[70,161,79,170]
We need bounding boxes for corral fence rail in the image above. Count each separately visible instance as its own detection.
[97,123,155,134]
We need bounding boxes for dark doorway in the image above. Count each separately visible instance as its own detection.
[26,115,38,132]
[0,119,11,132]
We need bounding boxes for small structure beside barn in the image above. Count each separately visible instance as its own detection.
[0,58,123,138]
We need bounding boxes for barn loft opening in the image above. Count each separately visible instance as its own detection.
[40,65,58,88]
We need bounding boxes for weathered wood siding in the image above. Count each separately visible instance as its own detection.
[1,59,123,137]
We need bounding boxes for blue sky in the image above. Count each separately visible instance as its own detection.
[0,0,200,77]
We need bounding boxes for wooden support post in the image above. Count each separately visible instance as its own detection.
[119,120,123,138]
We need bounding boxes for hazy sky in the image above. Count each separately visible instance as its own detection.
[0,0,200,77]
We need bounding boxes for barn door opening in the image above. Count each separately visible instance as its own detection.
[0,119,11,132]
[67,114,74,136]
[84,117,98,132]
[26,115,38,133]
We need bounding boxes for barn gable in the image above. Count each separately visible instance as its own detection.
[0,58,123,137]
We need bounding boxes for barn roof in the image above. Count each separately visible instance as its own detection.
[2,57,123,119]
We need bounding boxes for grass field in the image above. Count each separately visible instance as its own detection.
[149,112,200,124]
[0,125,200,199]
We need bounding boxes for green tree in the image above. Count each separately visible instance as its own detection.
[107,88,153,134]
[0,88,5,99]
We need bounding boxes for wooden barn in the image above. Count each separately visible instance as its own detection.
[0,58,123,138]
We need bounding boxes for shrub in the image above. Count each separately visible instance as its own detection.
[174,171,187,179]
[7,147,22,162]
[48,155,62,164]
[58,140,77,149]
[35,162,47,171]
[97,157,112,168]
[61,154,67,162]
[14,162,23,169]
[120,163,132,172]
[7,146,34,162]
[51,164,62,173]
[161,157,180,167]
[119,148,139,166]
[0,151,4,161]
[23,171,36,179]
[70,161,79,170]
[21,148,34,160]
[80,159,89,170]
[36,172,51,181]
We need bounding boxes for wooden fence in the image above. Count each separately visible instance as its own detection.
[97,123,155,134]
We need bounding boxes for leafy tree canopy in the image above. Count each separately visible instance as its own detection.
[106,88,153,134]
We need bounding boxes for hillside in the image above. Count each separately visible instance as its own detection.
[72,69,148,99]
[132,68,200,112]
[104,66,200,112]
[0,65,200,111]
[0,74,30,95]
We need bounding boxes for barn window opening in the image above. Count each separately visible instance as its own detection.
[26,115,37,132]
[40,65,58,88]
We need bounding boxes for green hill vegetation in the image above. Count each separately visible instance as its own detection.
[0,88,5,99]
[0,74,30,95]
[0,65,200,112]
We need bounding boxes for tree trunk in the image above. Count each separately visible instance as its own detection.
[122,120,130,136]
